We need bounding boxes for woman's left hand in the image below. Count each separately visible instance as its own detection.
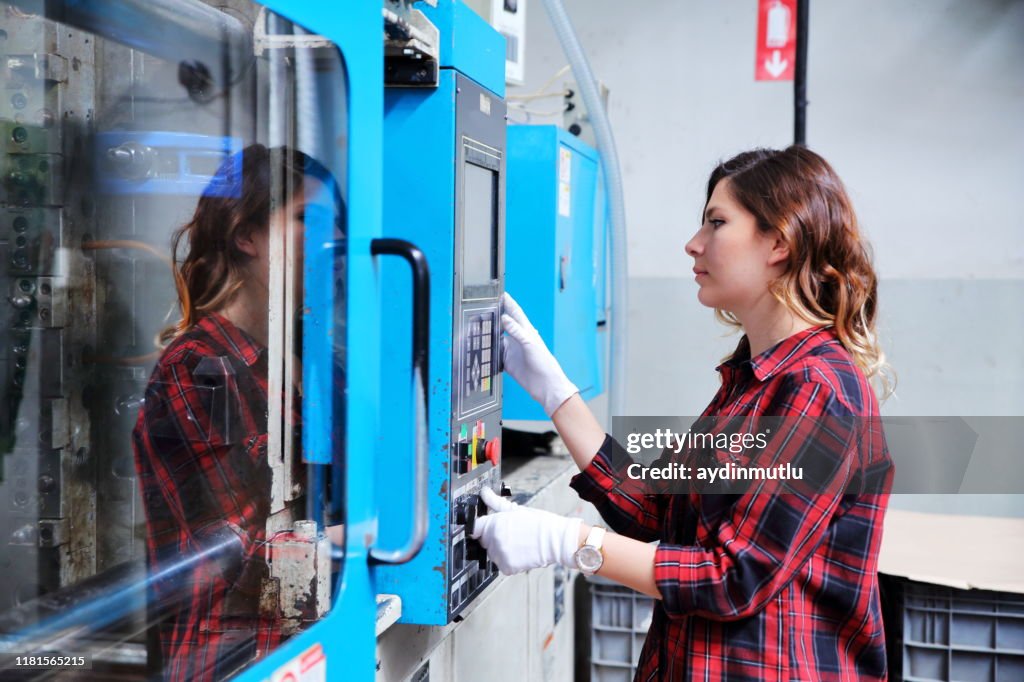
[471,487,582,575]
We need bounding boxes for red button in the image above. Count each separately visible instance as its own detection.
[485,437,501,466]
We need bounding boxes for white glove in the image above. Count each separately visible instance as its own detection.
[501,292,579,417]
[471,487,582,575]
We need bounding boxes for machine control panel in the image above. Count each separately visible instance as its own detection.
[447,318,504,617]
[447,468,511,612]
[462,311,495,397]
[442,71,506,619]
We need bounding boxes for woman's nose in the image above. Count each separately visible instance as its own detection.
[685,231,703,257]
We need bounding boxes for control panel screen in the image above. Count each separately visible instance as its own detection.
[463,312,495,400]
[462,162,498,288]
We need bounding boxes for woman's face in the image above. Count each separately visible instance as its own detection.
[246,177,331,303]
[685,178,787,317]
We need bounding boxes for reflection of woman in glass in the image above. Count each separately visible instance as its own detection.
[476,147,895,681]
[132,144,339,681]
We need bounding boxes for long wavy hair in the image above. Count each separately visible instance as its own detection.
[160,144,335,345]
[707,146,894,398]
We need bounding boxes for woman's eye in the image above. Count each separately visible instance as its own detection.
[709,219,724,228]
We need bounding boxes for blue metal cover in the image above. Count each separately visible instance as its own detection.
[95,131,241,195]
[376,71,460,625]
[420,0,506,97]
[504,125,607,420]
[233,2,382,681]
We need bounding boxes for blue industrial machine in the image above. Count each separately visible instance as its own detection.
[503,125,609,420]
[0,1,387,679]
[376,1,509,625]
[0,0,613,678]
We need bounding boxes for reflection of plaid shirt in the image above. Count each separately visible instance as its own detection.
[572,326,894,681]
[133,313,297,682]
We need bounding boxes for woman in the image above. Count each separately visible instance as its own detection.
[132,144,341,681]
[474,146,895,680]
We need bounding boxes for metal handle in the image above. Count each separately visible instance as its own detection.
[369,238,430,564]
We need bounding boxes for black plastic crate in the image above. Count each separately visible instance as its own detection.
[587,576,654,682]
[899,582,1024,682]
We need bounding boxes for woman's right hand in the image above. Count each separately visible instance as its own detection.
[500,292,579,417]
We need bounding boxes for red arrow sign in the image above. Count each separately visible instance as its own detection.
[756,0,797,81]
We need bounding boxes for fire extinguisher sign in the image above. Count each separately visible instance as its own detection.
[756,0,797,81]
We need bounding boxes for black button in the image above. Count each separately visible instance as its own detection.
[454,441,471,474]
[452,540,465,572]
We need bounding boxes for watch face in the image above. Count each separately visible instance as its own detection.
[575,545,603,573]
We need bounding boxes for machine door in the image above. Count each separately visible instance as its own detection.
[0,1,378,679]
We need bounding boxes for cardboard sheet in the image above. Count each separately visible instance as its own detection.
[879,508,1024,594]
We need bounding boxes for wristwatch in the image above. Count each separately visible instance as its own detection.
[574,525,606,575]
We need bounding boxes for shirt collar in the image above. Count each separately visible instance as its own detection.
[717,325,836,383]
[197,312,265,367]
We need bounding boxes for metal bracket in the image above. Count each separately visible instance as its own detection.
[37,518,68,548]
[5,53,68,84]
[253,6,336,56]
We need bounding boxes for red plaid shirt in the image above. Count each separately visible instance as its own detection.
[133,313,300,681]
[572,326,894,681]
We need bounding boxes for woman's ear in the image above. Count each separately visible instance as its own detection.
[767,236,790,267]
[234,229,259,258]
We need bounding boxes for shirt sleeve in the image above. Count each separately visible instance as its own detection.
[136,352,271,590]
[570,434,673,543]
[653,381,857,621]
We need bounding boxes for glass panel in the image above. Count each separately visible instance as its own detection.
[0,3,348,679]
[462,163,497,287]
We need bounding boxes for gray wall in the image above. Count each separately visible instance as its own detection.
[508,0,1024,516]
